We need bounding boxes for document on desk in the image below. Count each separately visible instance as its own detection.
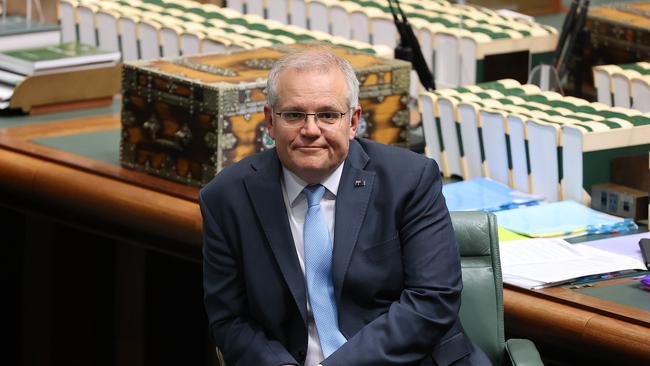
[501,238,647,289]
[580,232,650,263]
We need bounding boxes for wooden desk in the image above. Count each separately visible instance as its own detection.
[0,111,210,366]
[506,280,650,365]
[0,115,201,245]
[2,112,649,365]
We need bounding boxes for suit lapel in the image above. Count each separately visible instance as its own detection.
[244,152,307,323]
[332,140,375,303]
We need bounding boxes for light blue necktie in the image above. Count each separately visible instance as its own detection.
[303,184,346,358]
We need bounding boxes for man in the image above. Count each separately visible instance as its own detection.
[201,47,489,366]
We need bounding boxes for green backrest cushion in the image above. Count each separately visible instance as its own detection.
[450,211,503,366]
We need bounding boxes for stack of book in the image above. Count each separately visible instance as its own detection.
[225,0,558,90]
[58,0,556,95]
[593,62,650,112]
[418,80,650,204]
[58,0,392,62]
[0,42,121,113]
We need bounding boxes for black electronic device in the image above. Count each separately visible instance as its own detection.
[552,0,579,69]
[554,0,590,82]
[640,238,650,270]
[387,0,435,91]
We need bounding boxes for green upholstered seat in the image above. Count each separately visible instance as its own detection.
[451,211,544,366]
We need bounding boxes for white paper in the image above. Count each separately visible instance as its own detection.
[500,238,646,289]
[581,232,650,263]
[0,83,14,100]
[0,68,26,85]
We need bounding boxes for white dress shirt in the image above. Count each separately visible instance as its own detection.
[281,162,345,366]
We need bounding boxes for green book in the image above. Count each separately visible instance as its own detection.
[0,16,61,52]
[0,42,121,76]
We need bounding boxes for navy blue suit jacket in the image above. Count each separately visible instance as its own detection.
[201,138,483,365]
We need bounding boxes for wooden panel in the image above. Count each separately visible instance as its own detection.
[612,154,650,192]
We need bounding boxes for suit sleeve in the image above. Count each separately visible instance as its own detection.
[323,159,462,365]
[200,191,298,366]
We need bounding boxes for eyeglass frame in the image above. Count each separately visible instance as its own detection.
[273,108,354,128]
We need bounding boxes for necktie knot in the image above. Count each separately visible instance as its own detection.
[303,184,326,207]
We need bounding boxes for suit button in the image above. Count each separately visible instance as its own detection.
[298,350,306,359]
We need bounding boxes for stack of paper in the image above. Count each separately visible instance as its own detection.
[443,178,542,212]
[580,232,650,263]
[494,200,635,237]
[501,238,646,289]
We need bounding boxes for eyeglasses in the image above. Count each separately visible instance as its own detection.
[275,110,350,128]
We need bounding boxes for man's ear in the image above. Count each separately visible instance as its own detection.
[264,104,275,139]
[348,106,362,140]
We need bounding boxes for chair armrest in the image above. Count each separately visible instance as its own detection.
[505,339,544,366]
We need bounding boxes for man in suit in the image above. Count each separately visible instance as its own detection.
[201,47,489,366]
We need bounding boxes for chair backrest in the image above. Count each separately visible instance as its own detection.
[450,211,504,366]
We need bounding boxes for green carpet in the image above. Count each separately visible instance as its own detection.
[32,128,121,165]
[0,100,120,129]
[573,278,650,312]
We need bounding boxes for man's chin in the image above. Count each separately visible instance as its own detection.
[291,159,332,178]
[295,161,327,173]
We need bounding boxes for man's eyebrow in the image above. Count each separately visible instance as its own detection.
[316,105,346,111]
[277,106,303,111]
[277,105,344,111]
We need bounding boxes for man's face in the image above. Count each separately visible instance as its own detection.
[265,67,360,184]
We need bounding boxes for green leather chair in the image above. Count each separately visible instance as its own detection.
[450,211,544,366]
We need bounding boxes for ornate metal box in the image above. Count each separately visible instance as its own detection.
[120,43,411,186]
[587,3,650,62]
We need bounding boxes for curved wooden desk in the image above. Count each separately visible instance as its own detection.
[506,283,650,365]
[0,115,201,245]
[1,113,649,365]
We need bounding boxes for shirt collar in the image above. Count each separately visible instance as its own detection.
[282,162,345,206]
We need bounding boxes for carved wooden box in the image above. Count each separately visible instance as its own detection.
[587,3,650,61]
[120,43,410,186]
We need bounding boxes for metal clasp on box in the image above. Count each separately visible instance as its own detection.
[143,117,192,151]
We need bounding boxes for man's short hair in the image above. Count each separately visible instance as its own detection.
[266,46,360,109]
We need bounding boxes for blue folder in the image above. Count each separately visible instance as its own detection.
[443,178,542,212]
[494,200,635,237]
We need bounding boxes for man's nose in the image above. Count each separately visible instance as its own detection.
[301,115,321,135]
